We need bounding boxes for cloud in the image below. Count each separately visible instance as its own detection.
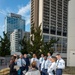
[17,2,30,16]
[0,9,7,15]
[17,1,31,26]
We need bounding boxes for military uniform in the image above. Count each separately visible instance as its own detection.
[56,58,65,75]
[41,59,51,75]
[39,57,44,70]
[48,62,56,75]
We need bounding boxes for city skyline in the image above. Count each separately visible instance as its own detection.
[0,0,30,37]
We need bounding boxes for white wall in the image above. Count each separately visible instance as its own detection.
[67,0,75,66]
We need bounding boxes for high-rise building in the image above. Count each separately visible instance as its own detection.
[67,0,75,66]
[10,29,25,52]
[31,0,69,57]
[31,0,39,27]
[5,13,25,39]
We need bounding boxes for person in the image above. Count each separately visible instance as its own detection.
[56,54,65,75]
[47,52,51,58]
[9,58,17,75]
[17,54,26,75]
[41,56,48,75]
[39,54,44,70]
[47,56,57,75]
[11,55,17,65]
[25,61,41,75]
[31,54,39,69]
[46,52,52,70]
[24,54,30,72]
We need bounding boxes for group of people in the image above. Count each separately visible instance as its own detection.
[9,53,65,75]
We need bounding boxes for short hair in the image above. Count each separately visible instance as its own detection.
[56,54,60,56]
[31,61,37,68]
[52,56,57,62]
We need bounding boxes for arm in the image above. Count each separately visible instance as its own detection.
[47,63,55,73]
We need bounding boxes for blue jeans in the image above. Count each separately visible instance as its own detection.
[56,69,62,75]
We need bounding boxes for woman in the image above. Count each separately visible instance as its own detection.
[25,61,41,75]
[47,56,57,75]
[9,57,17,75]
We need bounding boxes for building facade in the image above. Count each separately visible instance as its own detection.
[25,32,30,41]
[31,0,39,27]
[67,0,75,66]
[31,0,69,56]
[5,13,25,39]
[10,29,25,52]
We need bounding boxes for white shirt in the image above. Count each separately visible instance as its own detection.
[41,59,51,70]
[39,57,44,64]
[17,58,26,67]
[56,58,65,69]
[31,58,40,69]
[48,62,56,75]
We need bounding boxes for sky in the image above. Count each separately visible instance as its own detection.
[0,0,30,37]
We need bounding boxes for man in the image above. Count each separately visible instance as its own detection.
[41,56,48,75]
[17,54,26,75]
[31,54,39,69]
[56,54,65,75]
[47,52,52,59]
[24,54,30,72]
[46,52,52,69]
[39,54,44,70]
[47,56,57,75]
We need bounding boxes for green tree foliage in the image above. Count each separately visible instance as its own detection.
[20,36,30,55]
[0,32,10,56]
[41,38,59,55]
[30,24,58,57]
[20,24,58,57]
[30,24,43,57]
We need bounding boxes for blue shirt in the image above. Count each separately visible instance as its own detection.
[17,58,26,67]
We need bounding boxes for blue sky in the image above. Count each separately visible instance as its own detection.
[0,0,30,37]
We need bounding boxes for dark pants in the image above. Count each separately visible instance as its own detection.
[56,69,62,75]
[25,66,29,72]
[42,68,48,75]
[18,66,25,75]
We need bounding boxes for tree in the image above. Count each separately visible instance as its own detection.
[0,32,10,56]
[30,24,43,57]
[30,24,58,57]
[20,36,31,55]
[41,38,59,55]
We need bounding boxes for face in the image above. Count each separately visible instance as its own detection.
[56,55,60,60]
[41,54,44,57]
[10,59,13,64]
[47,53,51,56]
[20,55,23,59]
[51,58,55,62]
[33,54,36,58]
[24,54,27,58]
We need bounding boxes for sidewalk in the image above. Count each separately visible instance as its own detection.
[63,74,70,75]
